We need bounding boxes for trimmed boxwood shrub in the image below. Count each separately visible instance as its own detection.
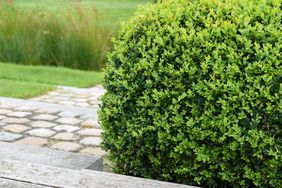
[99,0,281,187]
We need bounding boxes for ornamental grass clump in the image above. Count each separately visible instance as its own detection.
[0,3,113,71]
[100,0,281,187]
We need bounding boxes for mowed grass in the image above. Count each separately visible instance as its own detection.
[0,79,54,99]
[6,0,154,27]
[0,63,104,98]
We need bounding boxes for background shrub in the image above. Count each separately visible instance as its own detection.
[100,0,281,187]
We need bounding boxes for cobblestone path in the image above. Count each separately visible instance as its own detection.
[31,85,105,108]
[0,85,106,157]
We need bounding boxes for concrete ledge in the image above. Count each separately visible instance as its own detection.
[0,142,103,171]
[0,178,49,188]
[0,160,199,188]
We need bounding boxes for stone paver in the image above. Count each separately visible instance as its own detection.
[32,114,58,121]
[35,108,60,114]
[3,124,29,133]
[0,103,17,109]
[53,125,79,133]
[52,133,79,141]
[56,117,81,125]
[27,128,56,138]
[30,121,56,128]
[15,106,37,112]
[80,137,102,146]
[7,111,32,118]
[58,101,76,106]
[50,142,82,152]
[0,85,106,166]
[77,129,102,137]
[79,147,106,157]
[0,109,12,115]
[58,111,78,118]
[2,118,30,124]
[0,132,22,141]
[80,113,98,120]
[81,120,100,128]
[15,137,48,147]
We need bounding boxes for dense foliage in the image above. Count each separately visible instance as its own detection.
[100,0,282,187]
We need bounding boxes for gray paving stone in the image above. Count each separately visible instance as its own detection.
[0,109,12,115]
[47,91,61,96]
[44,99,59,103]
[53,96,70,101]
[89,100,100,105]
[30,121,56,128]
[0,122,6,127]
[76,103,90,107]
[32,114,58,121]
[0,115,6,120]
[56,117,82,125]
[35,108,60,114]
[7,111,32,118]
[27,129,56,138]
[80,137,102,146]
[89,96,99,101]
[0,132,22,141]
[3,124,29,133]
[53,125,79,133]
[0,103,18,109]
[80,113,98,120]
[73,98,88,102]
[79,147,106,157]
[81,119,100,128]
[73,94,91,98]
[2,118,30,124]
[58,101,76,105]
[52,133,79,141]
[58,111,79,118]
[50,141,82,152]
[15,106,37,111]
[60,93,73,97]
[77,129,102,137]
[91,93,103,97]
[15,137,49,147]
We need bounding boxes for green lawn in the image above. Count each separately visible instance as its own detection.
[0,79,54,99]
[0,63,104,99]
[4,0,153,27]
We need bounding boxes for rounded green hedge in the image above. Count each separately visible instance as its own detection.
[99,0,281,187]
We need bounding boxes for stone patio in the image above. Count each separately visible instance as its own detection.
[0,85,200,188]
[0,85,106,157]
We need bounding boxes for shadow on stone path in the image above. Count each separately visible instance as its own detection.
[0,85,106,157]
